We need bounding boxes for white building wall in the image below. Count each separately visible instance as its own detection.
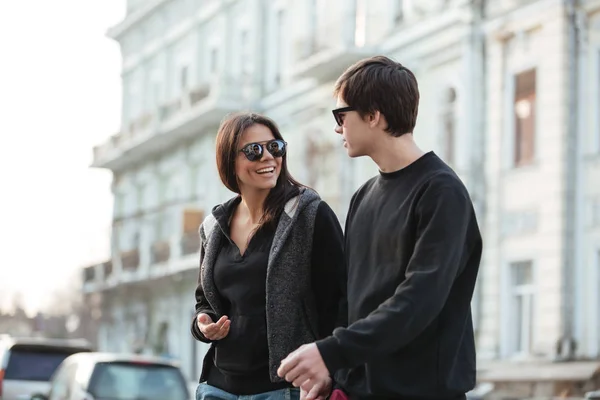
[481,0,574,360]
[87,0,600,385]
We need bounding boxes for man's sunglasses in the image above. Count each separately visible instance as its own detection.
[332,106,356,126]
[239,139,287,161]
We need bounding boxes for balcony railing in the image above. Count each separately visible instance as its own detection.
[83,265,95,283]
[180,231,200,256]
[83,209,206,291]
[93,134,123,163]
[103,260,113,279]
[189,84,211,106]
[159,98,183,122]
[128,113,153,135]
[294,34,329,61]
[151,240,171,264]
[92,76,253,170]
[120,249,140,271]
[291,23,376,82]
[82,258,113,293]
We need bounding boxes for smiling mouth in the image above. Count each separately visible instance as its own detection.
[256,167,275,174]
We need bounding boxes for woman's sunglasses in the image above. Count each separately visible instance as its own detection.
[239,139,287,162]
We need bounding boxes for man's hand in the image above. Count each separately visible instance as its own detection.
[277,343,330,397]
[300,376,332,400]
[196,313,230,340]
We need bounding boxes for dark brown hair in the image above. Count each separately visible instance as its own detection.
[215,112,302,230]
[334,55,420,137]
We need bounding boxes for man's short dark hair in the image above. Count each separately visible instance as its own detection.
[334,55,419,137]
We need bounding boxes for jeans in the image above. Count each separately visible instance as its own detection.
[196,383,300,400]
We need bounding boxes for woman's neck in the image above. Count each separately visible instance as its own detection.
[238,188,269,224]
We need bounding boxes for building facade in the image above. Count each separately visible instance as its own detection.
[82,0,600,393]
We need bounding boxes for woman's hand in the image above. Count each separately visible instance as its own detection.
[196,313,230,340]
[300,376,332,400]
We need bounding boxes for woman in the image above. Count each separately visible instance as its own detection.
[191,112,346,400]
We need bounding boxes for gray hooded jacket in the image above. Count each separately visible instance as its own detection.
[191,187,346,382]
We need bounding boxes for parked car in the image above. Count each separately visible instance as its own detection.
[28,352,190,400]
[0,335,92,400]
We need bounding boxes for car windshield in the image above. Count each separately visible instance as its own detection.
[88,361,189,400]
[4,345,87,381]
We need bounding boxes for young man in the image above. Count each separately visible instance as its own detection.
[277,56,482,400]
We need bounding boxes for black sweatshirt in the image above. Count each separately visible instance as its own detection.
[207,216,287,394]
[203,196,345,395]
[317,152,482,400]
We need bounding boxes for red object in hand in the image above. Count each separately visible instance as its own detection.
[329,389,349,400]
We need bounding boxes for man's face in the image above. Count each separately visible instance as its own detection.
[333,96,372,158]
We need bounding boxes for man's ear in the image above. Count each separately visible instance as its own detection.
[369,111,381,128]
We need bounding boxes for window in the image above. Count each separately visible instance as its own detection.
[443,114,455,164]
[355,0,367,47]
[136,184,146,211]
[180,65,189,90]
[112,222,122,253]
[597,50,600,153]
[154,214,168,242]
[311,0,326,52]
[309,0,318,40]
[115,192,125,218]
[123,189,136,217]
[510,261,535,355]
[48,363,77,400]
[189,164,199,200]
[441,88,457,165]
[273,9,285,86]
[129,70,143,121]
[597,250,600,357]
[150,80,161,110]
[182,209,204,235]
[155,322,170,355]
[592,198,600,226]
[181,208,203,255]
[148,60,163,110]
[88,362,188,400]
[394,0,404,25]
[131,231,140,250]
[210,47,219,74]
[158,174,169,205]
[5,346,85,381]
[240,30,250,76]
[514,69,536,166]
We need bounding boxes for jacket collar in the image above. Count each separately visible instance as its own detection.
[201,187,320,315]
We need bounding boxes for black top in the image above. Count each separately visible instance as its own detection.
[317,152,482,400]
[207,196,345,395]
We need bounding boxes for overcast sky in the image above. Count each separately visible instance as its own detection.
[0,0,125,315]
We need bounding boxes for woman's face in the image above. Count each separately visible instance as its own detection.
[235,123,283,193]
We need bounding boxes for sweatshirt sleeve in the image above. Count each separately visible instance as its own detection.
[310,201,348,339]
[316,181,478,373]
[191,225,218,343]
